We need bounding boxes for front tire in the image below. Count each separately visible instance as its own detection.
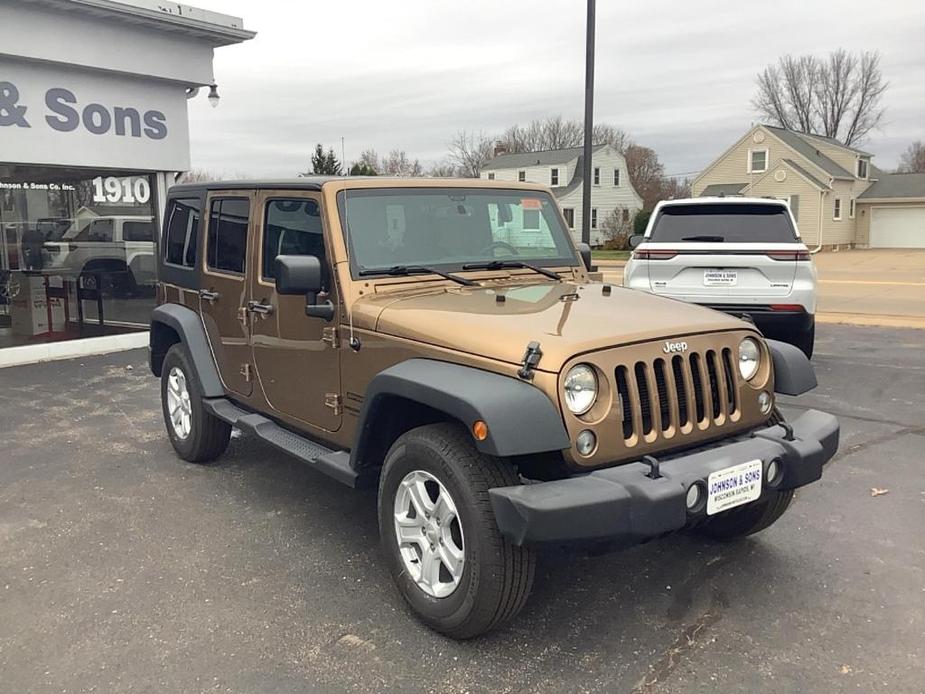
[378,423,536,639]
[694,490,795,540]
[160,344,231,463]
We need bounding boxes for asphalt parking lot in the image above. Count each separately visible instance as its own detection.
[1,323,923,693]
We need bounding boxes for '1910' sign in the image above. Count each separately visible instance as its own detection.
[0,81,167,140]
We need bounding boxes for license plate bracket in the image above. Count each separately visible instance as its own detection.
[704,269,737,286]
[706,459,763,515]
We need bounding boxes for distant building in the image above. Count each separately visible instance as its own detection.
[480,144,643,246]
[694,124,925,249]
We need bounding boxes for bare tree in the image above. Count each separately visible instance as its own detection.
[496,117,629,154]
[600,207,635,249]
[425,160,459,178]
[382,150,423,177]
[447,130,494,178]
[898,141,925,173]
[753,49,887,146]
[356,149,381,173]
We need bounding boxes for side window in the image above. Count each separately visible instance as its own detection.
[207,198,250,274]
[164,198,201,267]
[262,198,326,282]
[88,219,114,242]
[123,220,155,242]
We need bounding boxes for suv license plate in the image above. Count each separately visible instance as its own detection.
[704,269,737,286]
[706,459,763,515]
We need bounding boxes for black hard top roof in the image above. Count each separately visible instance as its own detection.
[168,177,338,195]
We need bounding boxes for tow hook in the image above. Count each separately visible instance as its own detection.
[517,341,543,381]
[642,455,663,479]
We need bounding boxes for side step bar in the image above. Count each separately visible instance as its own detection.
[203,398,359,488]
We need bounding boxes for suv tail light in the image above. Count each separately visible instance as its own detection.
[766,250,811,261]
[632,249,678,260]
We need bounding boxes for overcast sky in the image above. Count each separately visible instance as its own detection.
[186,0,923,179]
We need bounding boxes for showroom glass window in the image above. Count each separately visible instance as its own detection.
[0,166,157,349]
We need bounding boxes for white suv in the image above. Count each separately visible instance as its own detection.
[624,197,817,356]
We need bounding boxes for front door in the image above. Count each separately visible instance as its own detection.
[200,193,254,397]
[249,191,341,432]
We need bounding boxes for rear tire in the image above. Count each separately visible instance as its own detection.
[378,422,536,639]
[160,344,231,463]
[694,490,795,540]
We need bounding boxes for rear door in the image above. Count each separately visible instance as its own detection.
[200,193,254,397]
[643,203,801,299]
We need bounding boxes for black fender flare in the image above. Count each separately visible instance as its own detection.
[767,339,817,396]
[149,303,224,397]
[351,359,571,467]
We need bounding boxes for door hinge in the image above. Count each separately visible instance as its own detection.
[240,363,252,382]
[237,306,248,323]
[324,393,343,415]
[322,326,339,349]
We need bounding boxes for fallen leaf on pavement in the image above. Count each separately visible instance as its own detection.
[870,488,890,497]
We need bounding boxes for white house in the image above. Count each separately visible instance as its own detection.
[480,144,643,246]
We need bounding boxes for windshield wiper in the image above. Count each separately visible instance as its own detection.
[358,265,477,287]
[681,235,725,242]
[461,260,562,281]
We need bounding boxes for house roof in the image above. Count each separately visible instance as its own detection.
[763,125,855,180]
[700,183,747,197]
[796,131,873,157]
[482,144,607,171]
[781,159,830,190]
[858,173,925,200]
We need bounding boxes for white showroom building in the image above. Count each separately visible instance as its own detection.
[0,0,253,365]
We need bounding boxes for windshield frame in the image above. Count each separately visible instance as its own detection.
[335,186,580,280]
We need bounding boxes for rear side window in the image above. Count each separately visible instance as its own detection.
[123,220,155,242]
[164,198,201,267]
[649,204,797,243]
[262,199,326,281]
[207,198,250,274]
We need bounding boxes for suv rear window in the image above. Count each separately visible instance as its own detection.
[649,203,797,243]
[164,198,201,267]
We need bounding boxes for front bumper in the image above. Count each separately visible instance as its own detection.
[489,409,838,546]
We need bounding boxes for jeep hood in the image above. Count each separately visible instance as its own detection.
[354,281,750,372]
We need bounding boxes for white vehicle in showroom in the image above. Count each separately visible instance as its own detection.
[624,197,817,357]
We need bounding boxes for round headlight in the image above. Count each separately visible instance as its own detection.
[738,338,761,381]
[563,364,598,415]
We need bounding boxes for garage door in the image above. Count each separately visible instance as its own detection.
[869,206,925,248]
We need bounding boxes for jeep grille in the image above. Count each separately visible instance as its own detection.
[615,349,739,444]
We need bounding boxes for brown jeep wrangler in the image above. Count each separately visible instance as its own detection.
[149,178,838,638]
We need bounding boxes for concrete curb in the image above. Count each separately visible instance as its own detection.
[0,332,149,369]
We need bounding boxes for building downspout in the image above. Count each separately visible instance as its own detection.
[812,188,827,254]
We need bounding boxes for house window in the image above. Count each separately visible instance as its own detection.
[621,208,630,223]
[487,172,495,180]
[857,159,868,179]
[833,198,842,220]
[613,168,621,186]
[593,167,601,185]
[563,208,575,229]
[518,170,526,182]
[748,148,768,173]
[591,208,598,229]
[849,198,856,218]
[551,168,559,186]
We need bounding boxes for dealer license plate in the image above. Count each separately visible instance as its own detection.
[706,459,763,515]
[704,269,737,286]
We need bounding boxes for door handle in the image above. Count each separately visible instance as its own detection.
[246,300,275,316]
[199,289,220,303]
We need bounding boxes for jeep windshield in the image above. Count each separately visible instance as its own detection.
[649,203,799,243]
[338,188,578,276]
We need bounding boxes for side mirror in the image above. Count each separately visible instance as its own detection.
[274,255,334,321]
[629,235,645,249]
[577,242,593,271]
